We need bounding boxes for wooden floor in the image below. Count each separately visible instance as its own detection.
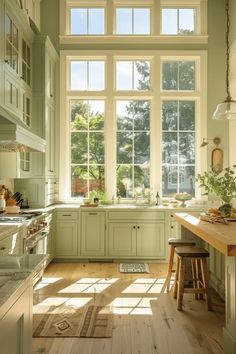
[32,262,225,354]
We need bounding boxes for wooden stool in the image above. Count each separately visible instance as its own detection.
[163,238,196,292]
[173,246,212,311]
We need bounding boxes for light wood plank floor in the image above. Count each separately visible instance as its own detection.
[32,262,225,354]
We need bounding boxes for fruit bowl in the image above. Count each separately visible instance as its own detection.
[175,193,192,207]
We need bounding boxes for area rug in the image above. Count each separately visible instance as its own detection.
[33,305,113,338]
[119,263,150,273]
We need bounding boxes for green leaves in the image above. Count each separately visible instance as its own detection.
[197,166,236,204]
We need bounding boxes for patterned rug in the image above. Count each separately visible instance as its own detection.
[33,305,113,338]
[119,263,150,273]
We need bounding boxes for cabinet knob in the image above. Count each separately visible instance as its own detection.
[4,59,9,64]
[171,226,174,229]
[137,226,140,229]
[0,246,6,250]
[133,226,136,229]
[50,94,53,98]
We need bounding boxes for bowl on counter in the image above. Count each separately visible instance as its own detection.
[175,193,192,207]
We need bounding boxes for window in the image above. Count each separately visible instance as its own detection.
[70,8,105,35]
[116,61,150,91]
[70,61,105,90]
[116,100,150,198]
[5,14,18,73]
[70,100,105,197]
[161,8,195,35]
[162,61,195,91]
[162,100,195,196]
[116,8,150,35]
[22,93,30,126]
[22,39,31,86]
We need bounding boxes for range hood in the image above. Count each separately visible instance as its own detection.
[0,107,46,152]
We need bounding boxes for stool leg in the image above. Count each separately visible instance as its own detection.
[191,259,198,300]
[164,245,175,292]
[200,259,212,311]
[177,258,186,311]
[196,259,204,300]
[173,256,180,299]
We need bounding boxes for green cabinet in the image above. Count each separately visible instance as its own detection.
[55,211,79,258]
[81,211,106,257]
[108,222,137,257]
[136,222,165,257]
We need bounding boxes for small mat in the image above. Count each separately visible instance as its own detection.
[119,263,150,273]
[33,305,113,338]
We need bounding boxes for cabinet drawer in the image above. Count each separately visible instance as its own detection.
[56,211,78,220]
[108,211,164,221]
[0,234,20,255]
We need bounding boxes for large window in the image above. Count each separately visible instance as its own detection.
[70,100,105,196]
[70,8,105,35]
[116,61,150,91]
[116,8,150,35]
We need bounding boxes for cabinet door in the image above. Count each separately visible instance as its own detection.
[55,222,78,257]
[0,232,21,255]
[108,223,136,257]
[169,213,180,239]
[45,104,55,176]
[137,222,165,258]
[0,286,32,354]
[81,212,105,256]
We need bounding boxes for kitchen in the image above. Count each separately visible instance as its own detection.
[0,0,236,353]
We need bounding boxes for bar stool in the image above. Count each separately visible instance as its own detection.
[163,238,196,292]
[173,246,212,311]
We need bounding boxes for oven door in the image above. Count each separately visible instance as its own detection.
[25,230,48,255]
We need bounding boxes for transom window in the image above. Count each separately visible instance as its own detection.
[70,61,105,91]
[70,8,105,35]
[161,8,196,35]
[162,61,195,91]
[116,8,150,35]
[116,61,150,91]
[70,100,105,196]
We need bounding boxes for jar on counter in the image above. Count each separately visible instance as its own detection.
[0,195,6,213]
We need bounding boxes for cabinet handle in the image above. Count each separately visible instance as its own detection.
[4,59,9,64]
[137,226,140,229]
[133,226,136,229]
[62,214,72,217]
[50,94,53,98]
[0,246,6,250]
[171,226,174,229]
[88,213,97,215]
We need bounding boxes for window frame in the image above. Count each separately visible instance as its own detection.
[60,50,207,202]
[69,6,106,35]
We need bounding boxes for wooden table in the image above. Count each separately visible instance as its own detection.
[175,212,236,354]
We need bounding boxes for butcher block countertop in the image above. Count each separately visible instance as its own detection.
[174,212,236,256]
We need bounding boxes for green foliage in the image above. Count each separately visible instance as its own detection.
[197,166,236,204]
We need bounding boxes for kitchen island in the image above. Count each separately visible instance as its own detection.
[175,212,236,354]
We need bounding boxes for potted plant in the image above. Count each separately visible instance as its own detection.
[197,166,236,217]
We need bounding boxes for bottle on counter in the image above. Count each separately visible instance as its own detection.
[155,192,160,206]
[0,194,6,213]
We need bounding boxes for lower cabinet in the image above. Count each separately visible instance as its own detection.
[0,229,22,255]
[55,222,78,257]
[81,211,106,257]
[0,284,32,354]
[108,222,165,258]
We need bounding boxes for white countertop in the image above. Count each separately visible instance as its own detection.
[0,224,21,241]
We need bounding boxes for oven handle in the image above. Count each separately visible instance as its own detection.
[26,231,48,249]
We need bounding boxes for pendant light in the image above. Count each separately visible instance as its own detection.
[212,0,236,120]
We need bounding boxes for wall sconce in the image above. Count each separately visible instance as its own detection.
[200,137,223,174]
[200,137,221,148]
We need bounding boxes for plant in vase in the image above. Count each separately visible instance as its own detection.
[197,166,236,217]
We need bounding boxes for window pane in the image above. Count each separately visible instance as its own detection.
[162,166,178,196]
[117,101,133,130]
[71,61,87,90]
[179,132,195,164]
[117,132,132,163]
[162,62,178,90]
[89,9,104,34]
[117,165,132,198]
[179,9,195,34]
[89,132,104,164]
[71,101,88,130]
[179,61,195,90]
[89,101,105,130]
[71,9,87,35]
[179,166,195,194]
[116,61,133,90]
[71,132,88,164]
[89,61,104,90]
[89,166,105,192]
[134,132,150,164]
[162,132,178,164]
[133,101,150,130]
[71,166,88,197]
[134,61,150,90]
[134,166,150,192]
[162,101,178,131]
[179,101,195,130]
[161,9,177,34]
[133,8,150,34]
[116,8,132,34]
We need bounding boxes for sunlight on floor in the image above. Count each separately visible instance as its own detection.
[34,277,62,291]
[33,296,93,314]
[58,277,118,294]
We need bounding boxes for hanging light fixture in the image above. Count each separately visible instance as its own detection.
[212,0,236,120]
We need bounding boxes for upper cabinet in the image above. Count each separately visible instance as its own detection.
[21,0,41,32]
